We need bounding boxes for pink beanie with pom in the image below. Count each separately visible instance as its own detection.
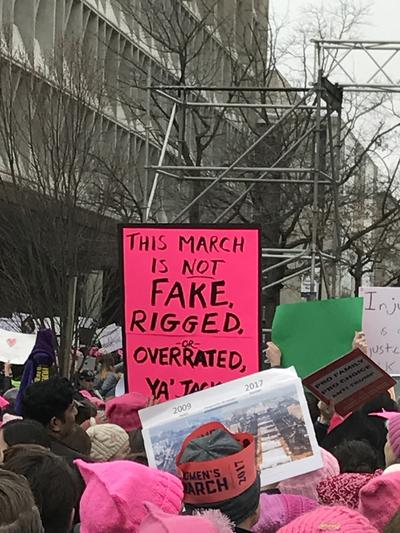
[75,460,183,533]
[277,505,378,532]
[278,448,339,500]
[139,502,234,532]
[358,471,400,532]
[253,493,318,533]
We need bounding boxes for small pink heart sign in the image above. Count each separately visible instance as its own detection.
[6,338,16,348]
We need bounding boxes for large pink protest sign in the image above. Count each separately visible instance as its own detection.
[120,225,260,401]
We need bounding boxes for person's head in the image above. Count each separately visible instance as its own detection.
[127,428,148,465]
[21,377,77,438]
[276,505,378,532]
[98,353,115,375]
[78,370,95,392]
[0,419,50,462]
[333,440,378,473]
[359,471,400,532]
[10,364,25,382]
[322,411,385,467]
[361,394,398,415]
[278,447,340,500]
[73,393,97,426]
[75,459,183,533]
[3,445,79,533]
[176,422,260,530]
[62,424,92,456]
[21,316,36,334]
[87,423,129,461]
[0,469,44,532]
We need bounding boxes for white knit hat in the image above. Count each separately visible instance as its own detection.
[87,423,129,461]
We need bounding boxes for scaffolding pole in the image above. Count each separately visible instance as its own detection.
[143,40,400,298]
[310,43,323,298]
[145,103,177,221]
[172,89,314,223]
[143,64,152,221]
[214,125,317,222]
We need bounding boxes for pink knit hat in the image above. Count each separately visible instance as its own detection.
[75,459,183,533]
[317,472,382,509]
[278,448,340,500]
[0,395,9,409]
[253,493,318,533]
[79,389,106,410]
[371,411,400,460]
[105,392,147,431]
[139,502,234,532]
[358,472,400,532]
[277,505,378,532]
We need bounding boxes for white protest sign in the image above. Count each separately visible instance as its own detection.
[360,287,400,374]
[115,375,126,397]
[97,324,123,352]
[139,367,322,487]
[0,329,36,365]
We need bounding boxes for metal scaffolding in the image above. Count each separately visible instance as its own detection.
[142,39,400,303]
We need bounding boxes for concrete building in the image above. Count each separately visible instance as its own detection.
[0,0,269,322]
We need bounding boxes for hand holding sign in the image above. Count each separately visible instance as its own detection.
[317,399,335,425]
[3,362,12,378]
[352,331,368,355]
[265,342,282,367]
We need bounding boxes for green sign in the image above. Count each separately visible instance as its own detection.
[272,298,364,378]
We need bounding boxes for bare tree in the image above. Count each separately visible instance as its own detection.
[114,0,269,222]
[109,0,400,328]
[0,41,136,373]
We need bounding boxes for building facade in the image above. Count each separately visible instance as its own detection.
[0,0,269,322]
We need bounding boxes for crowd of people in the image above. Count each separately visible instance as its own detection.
[0,329,400,532]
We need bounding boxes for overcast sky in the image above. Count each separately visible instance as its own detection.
[270,0,400,85]
[269,0,400,171]
[271,0,400,41]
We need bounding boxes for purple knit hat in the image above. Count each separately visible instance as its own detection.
[15,329,56,414]
[253,493,318,533]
